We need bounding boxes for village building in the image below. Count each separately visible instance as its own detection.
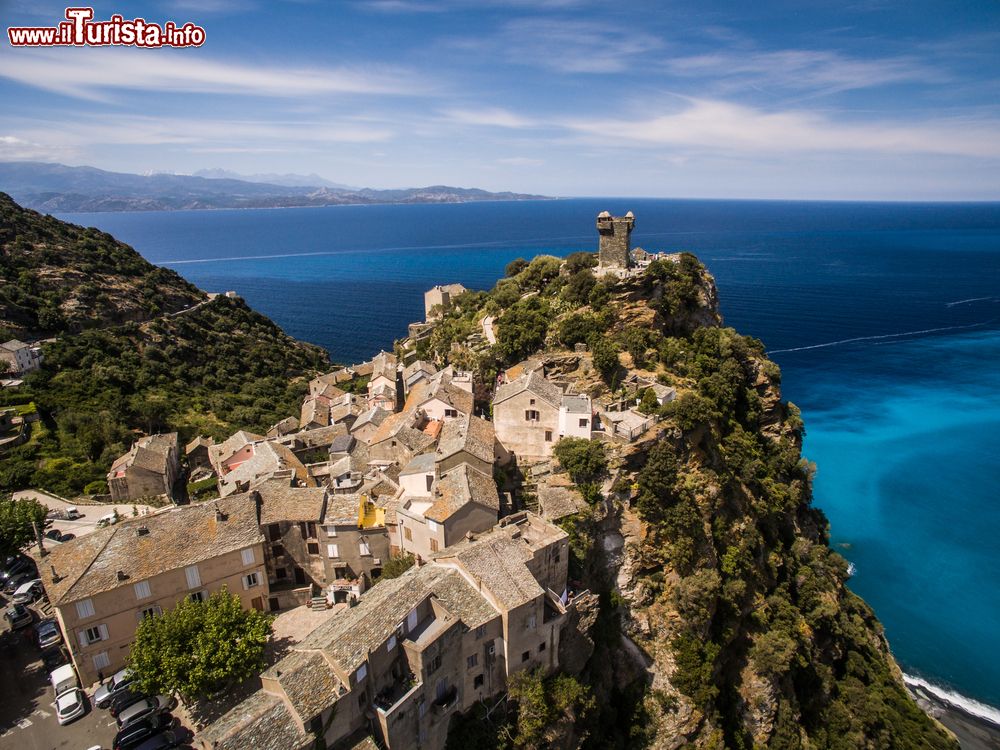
[423,283,467,321]
[367,351,401,412]
[185,436,214,473]
[403,368,474,422]
[35,494,267,686]
[435,413,505,476]
[492,370,565,459]
[319,491,391,603]
[217,439,315,497]
[208,430,264,477]
[402,359,438,395]
[0,338,42,375]
[266,415,300,439]
[107,432,180,502]
[368,410,438,467]
[350,406,391,444]
[299,395,331,430]
[557,394,593,440]
[198,512,570,750]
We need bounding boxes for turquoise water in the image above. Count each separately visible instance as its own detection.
[57,199,1000,716]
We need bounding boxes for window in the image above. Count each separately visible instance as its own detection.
[387,634,397,651]
[427,519,440,533]
[185,565,201,590]
[475,625,485,639]
[403,526,412,541]
[521,650,530,663]
[138,605,161,621]
[467,653,478,669]
[243,572,261,590]
[326,544,339,558]
[527,614,536,630]
[81,624,108,646]
[272,544,286,557]
[75,598,95,620]
[428,654,442,674]
[539,642,546,652]
[474,674,484,689]
[359,541,371,556]
[426,475,434,492]
[267,523,281,542]
[579,418,588,428]
[529,398,536,405]
[190,591,207,603]
[326,525,337,537]
[407,608,418,631]
[133,581,151,600]
[307,522,317,538]
[544,430,553,442]
[299,522,308,538]
[445,409,457,418]
[525,409,540,421]
[356,663,368,684]
[429,539,439,553]
[307,542,319,555]
[241,548,256,566]
[276,567,288,579]
[93,651,110,671]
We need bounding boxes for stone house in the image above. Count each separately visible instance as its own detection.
[350,406,391,444]
[557,394,593,440]
[299,395,330,430]
[35,494,267,686]
[435,413,507,477]
[0,339,41,375]
[208,430,264,477]
[319,492,391,603]
[198,512,571,750]
[423,283,467,321]
[107,432,180,501]
[368,410,437,467]
[216,440,315,497]
[492,370,564,459]
[185,436,214,473]
[403,369,474,422]
[368,351,400,412]
[402,360,437,395]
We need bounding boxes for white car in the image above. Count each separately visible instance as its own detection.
[55,687,86,725]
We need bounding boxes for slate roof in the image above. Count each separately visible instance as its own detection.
[403,359,437,388]
[536,476,586,521]
[298,564,497,673]
[185,436,213,454]
[436,414,494,466]
[219,441,315,495]
[426,465,499,523]
[198,691,310,750]
[324,493,362,525]
[109,433,177,477]
[295,424,348,450]
[262,650,345,723]
[209,430,264,469]
[300,396,330,428]
[405,374,474,416]
[350,406,390,435]
[400,452,437,477]
[38,493,263,606]
[266,416,299,438]
[560,395,591,414]
[494,369,562,408]
[370,351,398,382]
[329,433,356,455]
[369,412,436,455]
[256,478,327,525]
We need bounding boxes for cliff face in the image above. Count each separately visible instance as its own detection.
[408,253,957,749]
[0,192,204,337]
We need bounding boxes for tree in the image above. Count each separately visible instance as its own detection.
[129,589,272,701]
[505,258,529,277]
[561,269,597,306]
[564,251,598,274]
[0,496,47,558]
[588,334,620,384]
[553,438,607,485]
[380,553,415,580]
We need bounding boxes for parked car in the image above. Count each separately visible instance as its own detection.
[132,730,181,750]
[41,645,69,672]
[12,578,43,605]
[58,532,76,542]
[49,663,78,696]
[4,603,32,629]
[112,715,167,750]
[1,558,35,586]
[117,695,175,728]
[35,619,62,648]
[55,686,86,725]
[4,571,34,595]
[44,528,62,541]
[64,506,83,519]
[109,688,147,717]
[95,667,135,709]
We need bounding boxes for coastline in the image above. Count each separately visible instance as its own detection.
[906,676,1000,749]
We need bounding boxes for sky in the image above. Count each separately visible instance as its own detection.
[0,0,999,200]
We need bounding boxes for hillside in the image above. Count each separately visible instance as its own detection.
[0,194,329,496]
[0,162,549,213]
[401,253,958,749]
[0,192,204,336]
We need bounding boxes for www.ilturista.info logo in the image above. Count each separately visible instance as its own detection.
[8,7,206,48]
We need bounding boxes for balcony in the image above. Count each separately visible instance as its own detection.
[374,676,421,718]
[432,685,458,715]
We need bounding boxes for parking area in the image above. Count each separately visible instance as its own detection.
[0,604,117,749]
[12,490,155,541]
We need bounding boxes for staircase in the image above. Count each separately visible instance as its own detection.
[310,595,328,612]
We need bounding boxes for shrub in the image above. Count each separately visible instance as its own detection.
[553,438,607,485]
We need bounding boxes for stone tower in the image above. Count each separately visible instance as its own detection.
[597,210,634,268]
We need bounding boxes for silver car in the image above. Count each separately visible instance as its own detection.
[116,695,175,728]
[94,667,133,709]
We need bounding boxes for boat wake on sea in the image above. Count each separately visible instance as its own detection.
[767,320,996,355]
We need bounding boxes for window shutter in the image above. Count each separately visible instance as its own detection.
[185,565,201,589]
[98,624,109,641]
[242,575,249,590]
[387,634,397,651]
[327,544,339,558]
[241,548,255,566]
[76,598,95,619]
[406,608,418,631]
[77,630,88,649]
[134,581,151,600]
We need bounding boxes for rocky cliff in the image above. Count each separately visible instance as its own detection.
[407,252,958,749]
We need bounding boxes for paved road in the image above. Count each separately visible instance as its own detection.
[13,490,155,540]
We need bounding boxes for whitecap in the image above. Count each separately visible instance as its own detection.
[904,674,1000,727]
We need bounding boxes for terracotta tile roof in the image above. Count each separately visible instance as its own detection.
[37,493,263,606]
[436,414,495,466]
[425,465,499,523]
[198,691,310,750]
[255,478,327,525]
[494,369,562,409]
[262,650,345,723]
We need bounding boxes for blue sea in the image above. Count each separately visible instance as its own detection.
[59,198,1000,720]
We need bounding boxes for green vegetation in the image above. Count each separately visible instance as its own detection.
[379,552,416,580]
[129,589,273,701]
[0,495,47,558]
[553,438,607,485]
[0,193,203,335]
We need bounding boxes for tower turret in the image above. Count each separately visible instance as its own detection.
[597,210,634,268]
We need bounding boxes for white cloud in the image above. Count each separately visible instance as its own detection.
[442,108,537,128]
[0,47,427,101]
[564,98,1000,157]
[497,156,543,166]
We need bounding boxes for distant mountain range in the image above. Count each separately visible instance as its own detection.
[192,168,358,190]
[0,162,549,212]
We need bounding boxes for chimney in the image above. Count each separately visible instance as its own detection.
[136,526,149,536]
[215,508,226,522]
[116,570,128,581]
[50,564,61,583]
